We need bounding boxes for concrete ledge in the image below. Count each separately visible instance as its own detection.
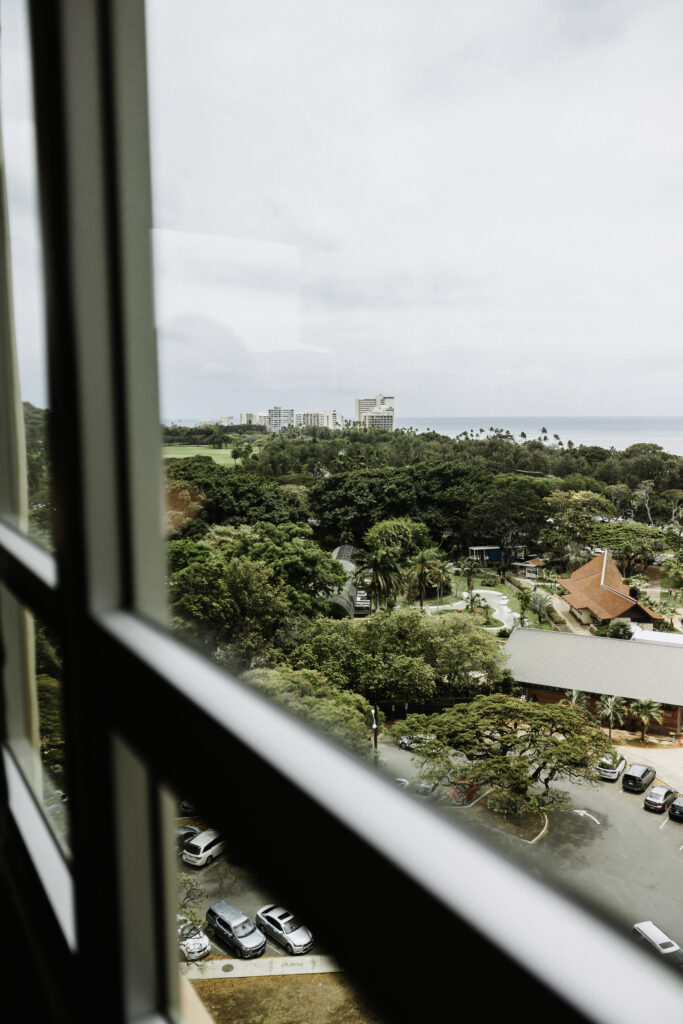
[180,955,342,980]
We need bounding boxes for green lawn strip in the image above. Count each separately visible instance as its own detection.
[163,445,237,466]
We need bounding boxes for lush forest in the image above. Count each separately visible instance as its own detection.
[162,422,683,750]
[25,407,683,755]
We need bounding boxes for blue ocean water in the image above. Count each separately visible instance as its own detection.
[394,417,683,457]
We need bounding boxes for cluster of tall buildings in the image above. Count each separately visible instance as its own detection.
[237,395,395,433]
[200,395,395,434]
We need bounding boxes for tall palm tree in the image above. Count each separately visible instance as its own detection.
[629,699,663,742]
[452,558,479,600]
[407,547,441,610]
[597,695,627,739]
[529,591,552,626]
[431,555,451,613]
[352,547,403,612]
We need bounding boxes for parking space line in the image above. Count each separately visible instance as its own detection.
[660,817,669,831]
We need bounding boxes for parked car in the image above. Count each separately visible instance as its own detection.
[622,764,656,793]
[177,915,211,961]
[398,733,431,751]
[633,921,683,966]
[448,778,481,805]
[644,785,677,813]
[255,904,314,955]
[182,828,227,868]
[176,824,200,850]
[597,755,627,781]
[206,901,266,958]
[668,797,683,821]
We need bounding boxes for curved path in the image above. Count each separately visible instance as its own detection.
[424,588,518,630]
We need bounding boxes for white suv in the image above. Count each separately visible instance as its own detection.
[597,755,627,781]
[181,828,226,868]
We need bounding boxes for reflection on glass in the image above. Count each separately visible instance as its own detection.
[0,0,54,548]
[171,790,385,1024]
[0,585,70,853]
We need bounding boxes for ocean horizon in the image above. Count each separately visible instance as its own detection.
[394,416,683,457]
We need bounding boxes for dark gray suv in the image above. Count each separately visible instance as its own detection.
[622,764,656,792]
[206,901,266,958]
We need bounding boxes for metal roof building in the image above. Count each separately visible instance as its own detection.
[505,628,683,708]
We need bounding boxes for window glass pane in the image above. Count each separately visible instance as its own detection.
[0,0,54,549]
[0,585,70,855]
[146,0,683,974]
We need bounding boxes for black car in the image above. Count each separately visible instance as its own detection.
[668,797,683,821]
[622,764,656,792]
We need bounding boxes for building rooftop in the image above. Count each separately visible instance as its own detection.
[558,551,660,622]
[505,628,683,705]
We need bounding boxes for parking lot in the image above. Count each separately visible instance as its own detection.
[179,738,683,963]
[378,736,683,951]
[177,838,325,960]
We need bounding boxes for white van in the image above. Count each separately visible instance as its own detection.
[181,828,226,868]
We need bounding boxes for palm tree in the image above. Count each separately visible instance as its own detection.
[431,556,451,613]
[529,591,552,626]
[629,699,663,742]
[597,695,627,739]
[563,689,588,712]
[517,587,532,626]
[352,547,403,612]
[407,547,441,610]
[453,558,479,600]
[564,542,591,572]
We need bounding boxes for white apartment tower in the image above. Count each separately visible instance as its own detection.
[268,407,295,433]
[354,394,395,430]
[295,410,344,429]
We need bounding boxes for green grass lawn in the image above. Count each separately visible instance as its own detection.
[163,445,237,466]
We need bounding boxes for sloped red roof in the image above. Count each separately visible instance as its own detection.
[558,552,662,622]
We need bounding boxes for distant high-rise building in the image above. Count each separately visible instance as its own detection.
[296,412,324,427]
[268,407,295,433]
[354,394,395,430]
[295,409,344,429]
[240,412,267,427]
[323,409,344,429]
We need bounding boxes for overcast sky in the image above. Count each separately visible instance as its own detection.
[4,1,683,421]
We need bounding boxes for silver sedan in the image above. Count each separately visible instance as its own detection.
[255,904,314,955]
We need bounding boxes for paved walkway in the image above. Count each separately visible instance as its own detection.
[180,954,341,980]
[424,589,517,630]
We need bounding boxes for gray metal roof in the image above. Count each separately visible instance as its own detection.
[505,627,683,706]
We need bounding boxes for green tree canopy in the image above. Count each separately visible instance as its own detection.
[402,694,613,816]
[242,666,375,757]
[201,522,346,616]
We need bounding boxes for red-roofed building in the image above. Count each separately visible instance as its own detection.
[557,551,662,627]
